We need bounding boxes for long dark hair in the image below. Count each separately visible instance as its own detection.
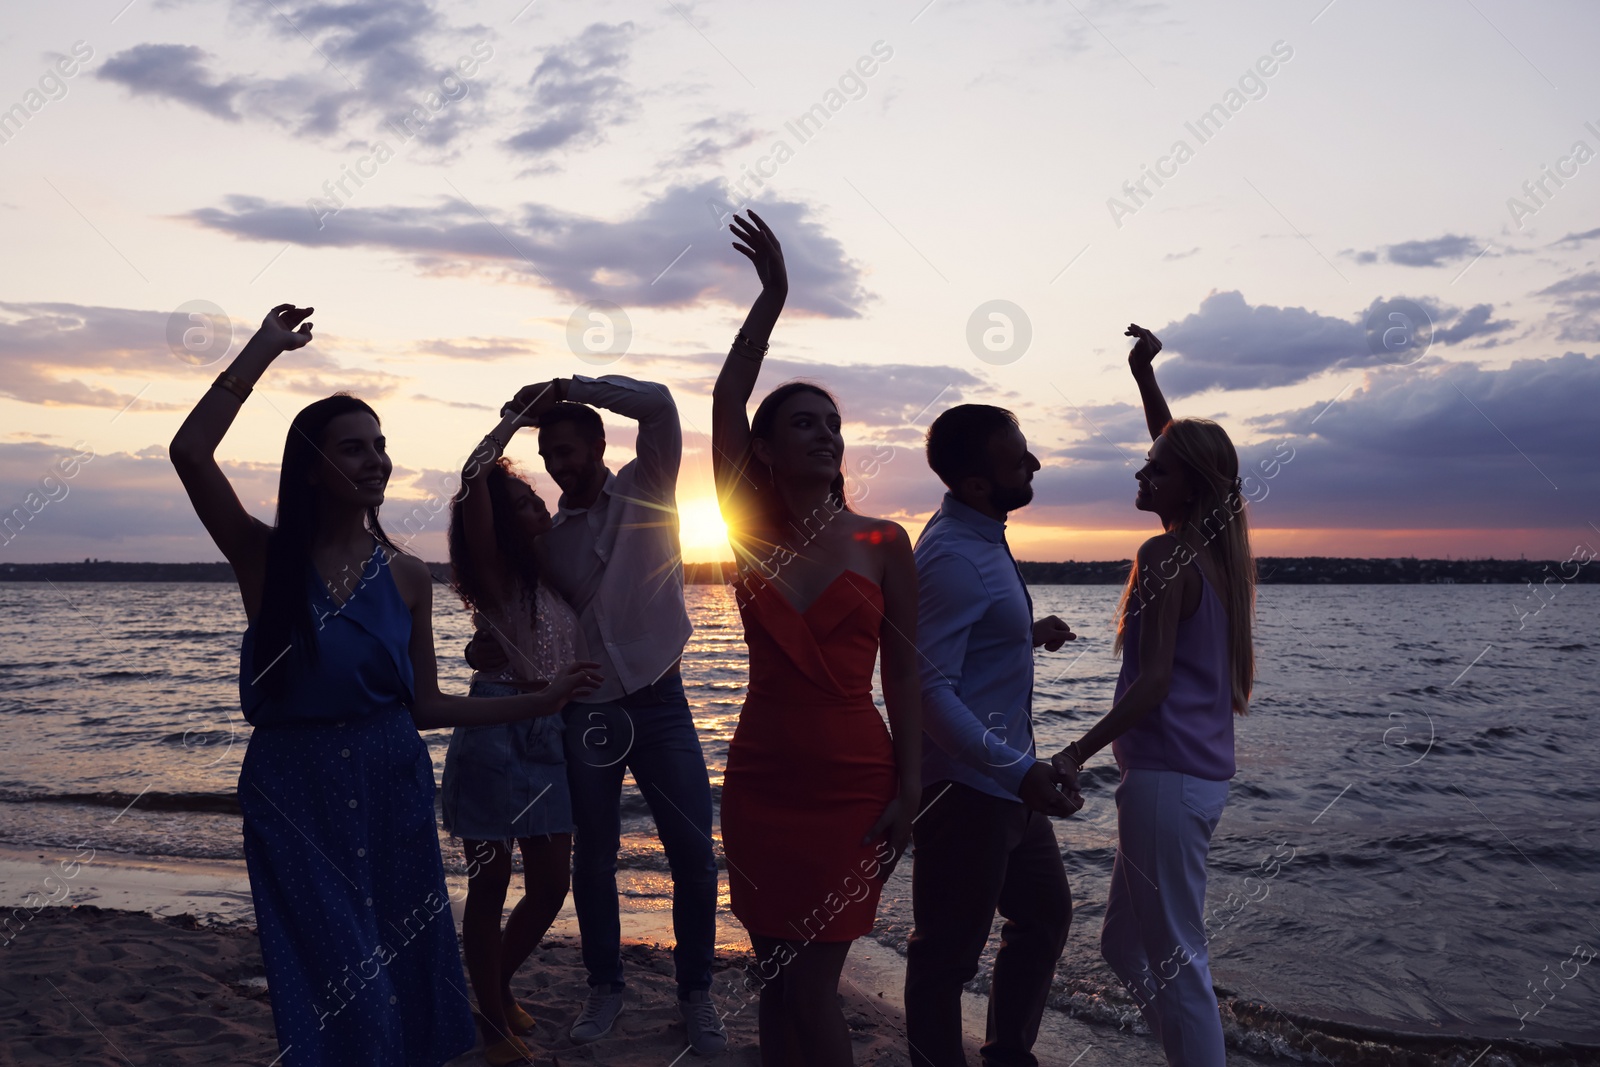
[447,457,544,617]
[252,394,399,693]
[746,380,850,534]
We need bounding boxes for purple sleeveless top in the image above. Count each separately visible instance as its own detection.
[1112,567,1236,781]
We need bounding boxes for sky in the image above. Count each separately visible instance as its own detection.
[1,0,1598,564]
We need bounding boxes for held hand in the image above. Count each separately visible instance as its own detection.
[1049,749,1084,799]
[502,380,562,427]
[1032,615,1077,651]
[862,795,914,881]
[539,660,605,709]
[259,304,315,352]
[1019,761,1081,818]
[1125,322,1162,372]
[730,210,788,296]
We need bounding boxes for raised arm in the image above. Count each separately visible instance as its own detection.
[455,403,533,612]
[168,304,314,617]
[571,376,681,493]
[1126,323,1172,440]
[711,211,788,516]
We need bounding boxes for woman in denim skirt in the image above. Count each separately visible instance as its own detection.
[442,406,586,1066]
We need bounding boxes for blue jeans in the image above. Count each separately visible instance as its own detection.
[562,672,717,996]
[1101,768,1230,1067]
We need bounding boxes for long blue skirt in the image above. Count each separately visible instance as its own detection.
[238,708,477,1066]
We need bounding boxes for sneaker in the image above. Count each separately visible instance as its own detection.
[679,989,727,1055]
[569,986,624,1044]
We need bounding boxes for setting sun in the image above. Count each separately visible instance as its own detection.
[677,496,731,562]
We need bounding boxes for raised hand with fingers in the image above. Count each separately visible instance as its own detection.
[1125,322,1162,371]
[1126,322,1172,439]
[501,380,564,428]
[729,210,788,297]
[260,304,315,352]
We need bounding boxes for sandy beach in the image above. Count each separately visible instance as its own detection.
[7,845,1596,1065]
[0,845,1306,1067]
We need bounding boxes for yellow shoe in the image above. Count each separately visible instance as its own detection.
[484,1034,536,1066]
[503,998,536,1035]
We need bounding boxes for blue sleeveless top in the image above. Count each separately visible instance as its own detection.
[1112,566,1236,781]
[238,543,415,727]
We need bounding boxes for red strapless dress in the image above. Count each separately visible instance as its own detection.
[721,569,899,942]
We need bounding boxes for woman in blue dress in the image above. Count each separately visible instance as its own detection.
[168,304,603,1067]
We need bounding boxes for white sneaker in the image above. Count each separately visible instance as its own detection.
[570,986,625,1043]
[679,989,727,1055]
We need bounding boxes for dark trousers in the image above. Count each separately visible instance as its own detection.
[562,672,718,997]
[905,781,1072,1067]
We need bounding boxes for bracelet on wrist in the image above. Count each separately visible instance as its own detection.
[211,372,252,403]
[731,330,769,361]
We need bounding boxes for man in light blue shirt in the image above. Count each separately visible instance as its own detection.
[905,403,1080,1067]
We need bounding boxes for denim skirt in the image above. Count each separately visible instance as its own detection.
[440,679,574,841]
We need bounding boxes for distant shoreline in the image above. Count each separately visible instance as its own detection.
[3,558,1594,585]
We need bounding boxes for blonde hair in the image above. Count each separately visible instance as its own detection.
[1114,417,1256,714]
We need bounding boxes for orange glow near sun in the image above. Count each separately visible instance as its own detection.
[677,497,731,562]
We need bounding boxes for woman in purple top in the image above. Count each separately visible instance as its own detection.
[1052,324,1255,1067]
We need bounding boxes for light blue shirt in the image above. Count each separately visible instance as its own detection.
[913,494,1039,801]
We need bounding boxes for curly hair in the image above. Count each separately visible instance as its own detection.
[447,457,545,617]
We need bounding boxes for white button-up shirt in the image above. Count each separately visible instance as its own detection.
[542,375,692,702]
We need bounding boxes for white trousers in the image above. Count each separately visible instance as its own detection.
[1100,768,1229,1067]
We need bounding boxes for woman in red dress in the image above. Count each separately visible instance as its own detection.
[712,211,923,1066]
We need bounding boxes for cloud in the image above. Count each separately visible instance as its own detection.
[186,182,870,317]
[1155,291,1365,395]
[1153,291,1517,395]
[505,23,636,161]
[1347,234,1482,267]
[413,337,539,361]
[0,302,202,409]
[98,44,245,121]
[1240,352,1600,525]
[1535,270,1600,342]
[1432,303,1514,346]
[415,395,496,411]
[661,353,982,429]
[0,441,467,563]
[1552,227,1600,247]
[0,442,277,563]
[660,114,763,170]
[99,0,487,148]
[0,301,372,410]
[1042,401,1149,462]
[1009,352,1600,533]
[7,355,1595,558]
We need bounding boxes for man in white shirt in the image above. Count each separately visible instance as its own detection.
[485,375,725,1054]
